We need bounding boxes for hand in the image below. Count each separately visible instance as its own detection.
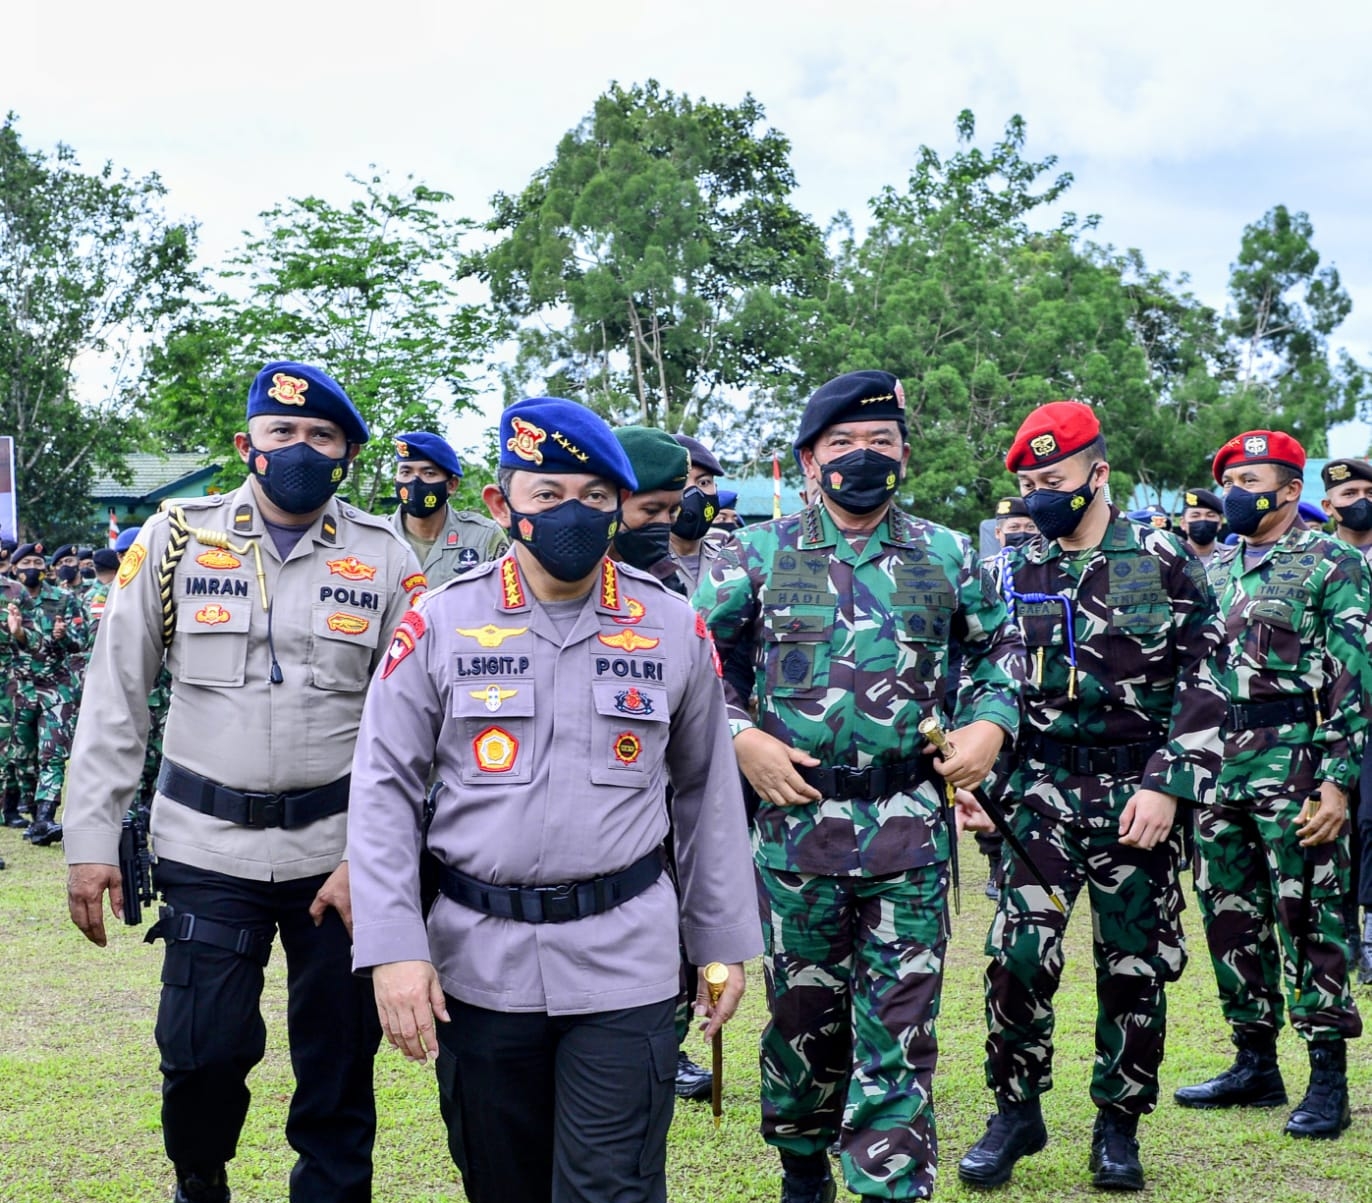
[7,603,23,640]
[1118,788,1178,849]
[53,616,66,641]
[733,727,821,807]
[694,962,746,1040]
[1297,785,1347,847]
[67,863,125,947]
[953,788,994,835]
[373,960,450,1062]
[309,862,354,937]
[925,719,1004,789]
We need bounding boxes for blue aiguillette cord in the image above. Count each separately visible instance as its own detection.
[1000,551,1078,699]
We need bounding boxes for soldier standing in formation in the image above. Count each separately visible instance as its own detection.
[1176,431,1369,1139]
[956,402,1226,1192]
[1177,488,1226,567]
[697,370,1022,1202]
[347,396,759,1203]
[668,433,725,595]
[64,361,423,1203]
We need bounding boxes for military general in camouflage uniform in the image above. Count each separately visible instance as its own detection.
[955,402,1226,1193]
[1176,430,1369,1139]
[696,370,1023,1203]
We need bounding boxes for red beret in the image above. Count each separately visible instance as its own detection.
[1211,430,1305,483]
[1006,401,1102,471]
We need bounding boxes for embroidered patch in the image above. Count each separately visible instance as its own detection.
[394,439,410,458]
[457,547,479,565]
[116,542,147,588]
[380,609,426,679]
[597,629,661,652]
[1328,464,1351,482]
[402,572,427,593]
[267,372,308,405]
[1243,434,1268,456]
[615,687,654,716]
[612,731,642,766]
[473,725,519,772]
[456,623,529,648]
[500,558,526,609]
[695,613,708,639]
[506,417,547,464]
[326,557,377,582]
[470,684,518,712]
[613,597,645,626]
[600,559,619,609]
[781,646,811,685]
[446,531,458,546]
[195,603,231,626]
[326,612,369,635]
[195,548,241,570]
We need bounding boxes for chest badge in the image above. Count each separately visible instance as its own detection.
[471,684,518,712]
[195,603,231,626]
[195,548,241,570]
[615,687,653,716]
[473,725,519,773]
[457,623,529,648]
[598,629,660,652]
[613,731,642,766]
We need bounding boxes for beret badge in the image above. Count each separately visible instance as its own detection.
[267,373,308,406]
[1328,463,1351,482]
[1243,435,1268,456]
[507,417,547,464]
[1030,434,1058,459]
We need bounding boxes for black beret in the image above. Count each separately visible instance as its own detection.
[1321,459,1372,489]
[672,434,724,477]
[994,496,1029,519]
[0,537,14,554]
[91,548,120,571]
[793,370,907,458]
[49,543,77,563]
[13,542,43,563]
[1181,488,1223,514]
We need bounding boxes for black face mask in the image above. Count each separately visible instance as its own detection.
[18,568,42,588]
[398,477,448,519]
[505,497,620,582]
[670,487,718,541]
[1223,486,1286,537]
[1002,530,1035,549]
[817,449,901,515]
[80,566,96,580]
[1023,466,1099,540]
[56,565,78,584]
[1186,519,1221,547]
[1334,499,1372,533]
[249,442,349,515]
[615,522,673,571]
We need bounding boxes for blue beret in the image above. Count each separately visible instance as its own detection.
[499,398,637,492]
[793,370,907,461]
[672,434,724,477]
[1298,500,1329,526]
[114,527,142,553]
[394,431,462,478]
[49,543,77,563]
[246,361,369,445]
[716,489,739,510]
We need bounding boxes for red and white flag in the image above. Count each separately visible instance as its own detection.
[772,452,782,519]
[107,507,120,547]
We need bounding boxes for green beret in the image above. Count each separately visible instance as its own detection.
[613,426,689,495]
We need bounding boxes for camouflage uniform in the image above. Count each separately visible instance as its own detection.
[29,582,90,812]
[986,511,1226,1115]
[1196,526,1370,1043]
[697,501,1022,1199]
[0,583,37,811]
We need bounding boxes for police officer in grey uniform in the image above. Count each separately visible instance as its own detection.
[64,362,424,1203]
[668,433,724,596]
[389,430,507,581]
[347,396,762,1203]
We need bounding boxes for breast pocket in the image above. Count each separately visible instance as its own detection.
[1242,602,1305,672]
[175,600,251,687]
[1107,603,1172,659]
[588,680,671,787]
[454,684,535,786]
[309,603,383,691]
[893,606,951,693]
[761,606,832,696]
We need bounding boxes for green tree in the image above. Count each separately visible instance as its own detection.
[0,114,197,538]
[482,80,829,434]
[142,172,495,508]
[1223,204,1369,453]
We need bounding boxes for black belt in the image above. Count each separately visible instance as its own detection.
[799,757,931,801]
[145,905,273,967]
[158,760,350,830]
[1023,733,1163,776]
[437,848,665,924]
[1225,695,1320,731]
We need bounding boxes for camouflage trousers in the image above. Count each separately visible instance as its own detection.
[984,808,1188,1115]
[5,678,40,799]
[757,861,948,1200]
[1194,797,1362,1043]
[35,680,78,805]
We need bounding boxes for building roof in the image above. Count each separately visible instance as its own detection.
[90,454,223,504]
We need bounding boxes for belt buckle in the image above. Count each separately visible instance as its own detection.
[840,765,874,798]
[533,881,579,923]
[245,792,286,828]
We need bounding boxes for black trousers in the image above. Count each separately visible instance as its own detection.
[152,860,381,1202]
[435,996,677,1203]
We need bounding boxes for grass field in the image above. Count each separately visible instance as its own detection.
[2,827,1370,1202]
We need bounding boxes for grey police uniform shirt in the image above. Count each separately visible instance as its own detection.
[389,503,508,582]
[63,482,423,881]
[347,553,762,1016]
[669,538,720,599]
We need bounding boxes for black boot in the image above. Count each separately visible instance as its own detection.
[779,1151,835,1203]
[957,1097,1048,1188]
[675,1050,713,1101]
[2,785,25,828]
[24,799,62,847]
[174,1165,230,1203]
[1285,1041,1352,1138]
[1089,1110,1143,1191]
[1357,941,1372,988]
[1173,1033,1286,1108]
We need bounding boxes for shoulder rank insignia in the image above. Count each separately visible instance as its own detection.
[456,623,529,648]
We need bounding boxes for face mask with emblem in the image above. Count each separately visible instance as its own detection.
[398,477,447,519]
[615,521,673,571]
[249,442,350,515]
[671,487,717,540]
[505,496,620,582]
[1186,519,1220,546]
[816,449,901,515]
[1023,465,1099,540]
[1223,486,1286,537]
[18,568,41,588]
[1334,499,1372,533]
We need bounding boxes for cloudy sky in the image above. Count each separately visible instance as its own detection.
[10,0,1372,453]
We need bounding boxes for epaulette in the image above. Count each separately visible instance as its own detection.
[160,493,225,513]
[613,560,678,597]
[336,505,397,532]
[421,557,502,600]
